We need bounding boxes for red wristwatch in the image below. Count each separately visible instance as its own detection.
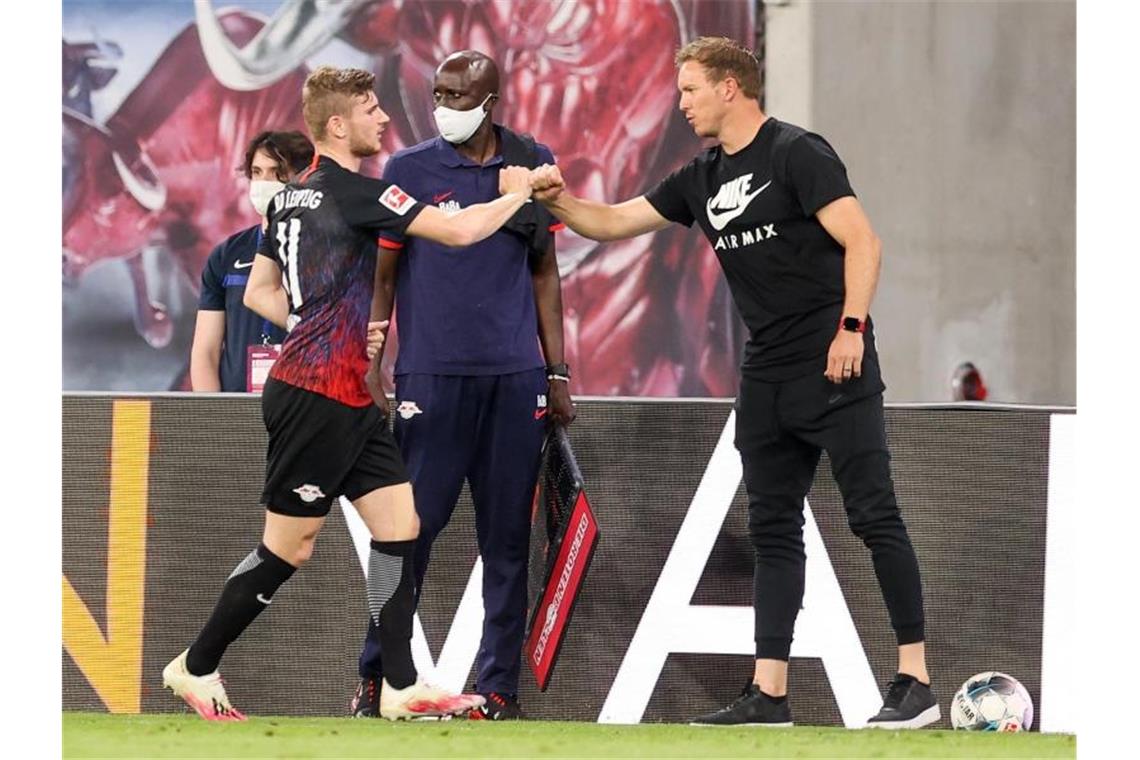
[840,316,866,333]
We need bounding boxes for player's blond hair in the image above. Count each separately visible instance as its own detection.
[302,66,377,141]
[675,37,761,101]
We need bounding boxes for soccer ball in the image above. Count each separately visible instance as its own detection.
[950,671,1034,731]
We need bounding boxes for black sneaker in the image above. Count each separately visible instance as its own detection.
[467,692,525,720]
[350,676,381,718]
[866,674,940,729]
[689,683,793,727]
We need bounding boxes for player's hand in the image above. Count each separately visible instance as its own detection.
[499,165,533,198]
[547,379,576,427]
[364,358,390,417]
[825,329,864,384]
[365,320,389,360]
[530,164,565,203]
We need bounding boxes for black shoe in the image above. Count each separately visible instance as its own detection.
[350,676,381,718]
[866,674,940,729]
[689,683,793,727]
[467,692,525,720]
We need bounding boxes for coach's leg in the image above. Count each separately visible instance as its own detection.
[744,433,821,696]
[183,510,319,677]
[821,394,928,682]
[692,379,817,725]
[467,370,547,698]
[735,377,822,696]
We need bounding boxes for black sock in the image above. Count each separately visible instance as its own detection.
[368,539,417,689]
[186,544,296,676]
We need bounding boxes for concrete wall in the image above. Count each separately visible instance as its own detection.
[766,0,1075,403]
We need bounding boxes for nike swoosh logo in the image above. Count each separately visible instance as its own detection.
[534,408,548,420]
[433,191,454,203]
[706,180,772,231]
[828,393,844,405]
[234,260,254,269]
[256,593,273,605]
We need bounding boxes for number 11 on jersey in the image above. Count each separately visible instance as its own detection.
[275,218,303,309]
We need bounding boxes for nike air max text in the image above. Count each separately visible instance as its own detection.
[713,223,778,251]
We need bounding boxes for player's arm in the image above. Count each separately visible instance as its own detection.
[404,166,533,247]
[189,311,225,391]
[530,164,671,241]
[816,195,882,383]
[530,235,576,426]
[243,255,290,330]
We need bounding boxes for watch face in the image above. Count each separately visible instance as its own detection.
[842,317,862,332]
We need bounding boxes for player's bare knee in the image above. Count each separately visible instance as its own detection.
[288,537,317,567]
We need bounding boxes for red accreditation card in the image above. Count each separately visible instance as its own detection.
[246,344,281,393]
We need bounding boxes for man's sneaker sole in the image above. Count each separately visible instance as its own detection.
[689,721,793,728]
[865,704,941,730]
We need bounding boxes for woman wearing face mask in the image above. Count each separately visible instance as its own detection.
[190,131,315,392]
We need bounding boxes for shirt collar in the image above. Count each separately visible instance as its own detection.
[434,125,504,168]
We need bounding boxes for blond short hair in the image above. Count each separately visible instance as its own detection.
[302,66,376,141]
[675,37,761,101]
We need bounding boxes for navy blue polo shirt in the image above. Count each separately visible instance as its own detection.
[198,225,287,391]
[378,129,564,376]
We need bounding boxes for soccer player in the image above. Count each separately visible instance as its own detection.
[529,37,938,729]
[162,66,536,721]
[351,50,574,721]
[190,131,311,392]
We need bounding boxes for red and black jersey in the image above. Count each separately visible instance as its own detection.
[257,155,425,406]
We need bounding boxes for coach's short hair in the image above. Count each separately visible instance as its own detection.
[675,37,761,101]
[302,66,376,141]
[241,131,314,180]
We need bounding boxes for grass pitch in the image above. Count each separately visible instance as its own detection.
[64,712,1075,758]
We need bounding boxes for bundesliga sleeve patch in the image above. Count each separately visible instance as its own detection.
[379,184,416,216]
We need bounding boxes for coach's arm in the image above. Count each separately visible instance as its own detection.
[530,164,671,241]
[816,195,883,384]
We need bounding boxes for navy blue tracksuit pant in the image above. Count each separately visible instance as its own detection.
[358,369,547,694]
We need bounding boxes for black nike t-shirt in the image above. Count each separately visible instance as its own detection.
[646,117,879,381]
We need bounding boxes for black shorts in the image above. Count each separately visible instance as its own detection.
[260,378,409,517]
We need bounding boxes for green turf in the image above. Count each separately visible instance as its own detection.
[63,712,1075,759]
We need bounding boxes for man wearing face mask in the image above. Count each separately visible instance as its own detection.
[352,51,574,721]
[189,130,314,392]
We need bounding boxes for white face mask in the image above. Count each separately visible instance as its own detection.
[433,93,493,144]
[249,179,285,217]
